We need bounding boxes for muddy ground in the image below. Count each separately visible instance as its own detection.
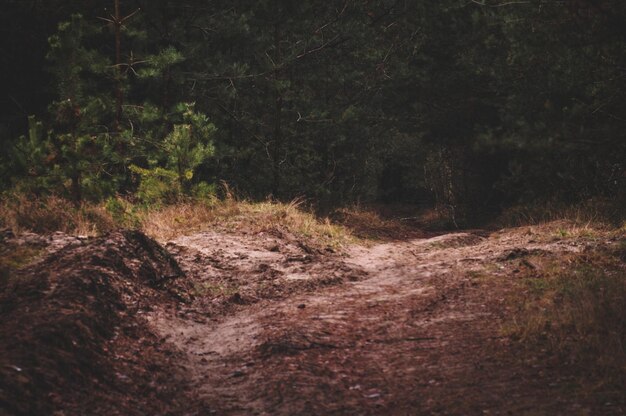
[0,224,624,415]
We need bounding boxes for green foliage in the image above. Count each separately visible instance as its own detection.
[163,103,216,183]
[2,0,624,215]
[9,14,120,200]
[4,11,217,204]
[129,165,180,205]
[104,196,141,228]
[8,113,118,201]
[46,14,112,108]
[192,182,218,201]
[12,116,50,180]
[137,47,185,79]
[127,102,216,205]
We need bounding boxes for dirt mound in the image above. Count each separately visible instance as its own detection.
[0,231,195,416]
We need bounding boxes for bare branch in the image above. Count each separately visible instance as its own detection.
[120,8,141,23]
[296,34,346,60]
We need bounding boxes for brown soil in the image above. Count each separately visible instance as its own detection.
[0,230,196,415]
[1,225,624,415]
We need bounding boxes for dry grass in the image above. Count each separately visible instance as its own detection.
[0,193,353,249]
[496,198,623,229]
[508,247,626,390]
[141,198,353,248]
[139,201,220,240]
[528,219,607,242]
[330,206,427,241]
[0,194,117,236]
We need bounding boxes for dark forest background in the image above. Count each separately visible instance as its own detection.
[1,0,624,224]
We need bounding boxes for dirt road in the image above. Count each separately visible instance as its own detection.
[2,225,622,415]
[153,228,613,415]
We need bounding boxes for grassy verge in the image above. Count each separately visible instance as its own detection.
[0,194,354,249]
[508,245,626,393]
[496,198,625,229]
[141,198,353,248]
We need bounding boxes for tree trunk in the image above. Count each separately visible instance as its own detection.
[114,0,123,132]
[70,171,82,203]
[272,21,283,198]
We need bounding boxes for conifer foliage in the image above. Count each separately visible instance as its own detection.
[1,0,624,220]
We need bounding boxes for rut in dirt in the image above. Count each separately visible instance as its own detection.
[153,230,609,415]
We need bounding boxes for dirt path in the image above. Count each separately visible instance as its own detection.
[151,228,612,415]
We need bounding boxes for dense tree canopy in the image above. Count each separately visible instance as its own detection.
[1,0,624,222]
